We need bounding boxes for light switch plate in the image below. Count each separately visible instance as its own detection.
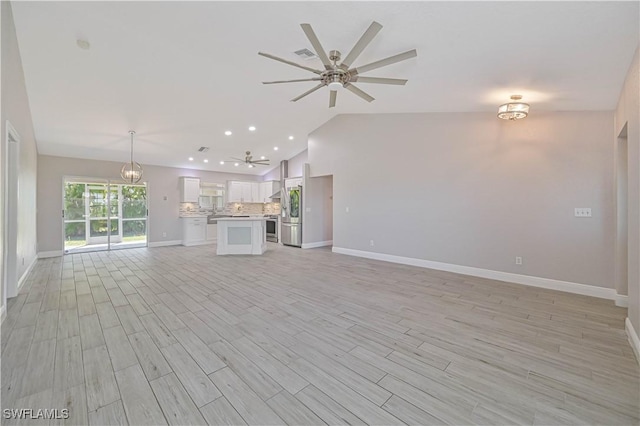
[574,208,592,217]
[305,207,311,212]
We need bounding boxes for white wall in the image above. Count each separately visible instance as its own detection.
[37,155,260,253]
[262,149,308,181]
[1,1,39,310]
[309,111,615,290]
[615,47,639,338]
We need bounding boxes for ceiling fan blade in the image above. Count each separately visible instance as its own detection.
[258,52,322,75]
[230,157,244,161]
[329,90,337,108]
[339,21,383,70]
[344,83,375,103]
[350,76,408,85]
[263,78,323,84]
[351,49,417,75]
[291,83,326,102]
[300,24,333,70]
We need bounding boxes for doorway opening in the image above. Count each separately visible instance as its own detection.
[615,123,628,297]
[63,178,148,254]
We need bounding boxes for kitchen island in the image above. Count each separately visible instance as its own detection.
[216,217,267,255]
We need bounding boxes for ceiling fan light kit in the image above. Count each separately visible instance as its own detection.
[121,130,143,183]
[497,95,530,120]
[227,151,270,168]
[259,21,417,108]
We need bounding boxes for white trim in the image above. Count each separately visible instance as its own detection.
[1,305,6,324]
[16,255,37,294]
[615,294,629,308]
[38,250,63,259]
[302,240,333,249]
[148,240,182,248]
[626,318,640,364]
[332,247,619,301]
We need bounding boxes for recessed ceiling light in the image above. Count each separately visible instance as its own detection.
[234,162,239,167]
[248,164,254,168]
[274,147,279,151]
[288,136,294,140]
[260,156,265,160]
[219,161,225,165]
[77,39,91,50]
[188,157,194,161]
[204,159,209,163]
[224,130,232,136]
[248,126,256,132]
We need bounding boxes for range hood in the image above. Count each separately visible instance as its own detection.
[269,189,281,199]
[269,159,288,199]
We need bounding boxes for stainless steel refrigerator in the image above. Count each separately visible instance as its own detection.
[281,183,302,247]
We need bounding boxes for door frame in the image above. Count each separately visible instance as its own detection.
[3,120,21,304]
[62,177,148,254]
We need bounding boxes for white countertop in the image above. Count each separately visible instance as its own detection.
[216,217,266,221]
[179,215,209,218]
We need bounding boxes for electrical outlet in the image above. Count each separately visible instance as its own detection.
[162,232,167,237]
[515,256,523,265]
[370,240,375,247]
[574,208,592,217]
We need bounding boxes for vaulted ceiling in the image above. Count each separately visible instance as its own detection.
[12,1,639,175]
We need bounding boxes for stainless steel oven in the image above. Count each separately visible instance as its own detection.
[266,216,278,243]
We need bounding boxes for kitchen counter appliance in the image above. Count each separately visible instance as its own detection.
[281,179,302,247]
[266,215,278,243]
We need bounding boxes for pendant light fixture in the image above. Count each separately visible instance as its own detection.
[497,95,530,120]
[121,130,143,183]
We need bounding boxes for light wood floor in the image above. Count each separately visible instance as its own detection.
[1,243,638,425]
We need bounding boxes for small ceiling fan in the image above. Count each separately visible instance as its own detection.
[226,151,270,168]
[259,21,417,108]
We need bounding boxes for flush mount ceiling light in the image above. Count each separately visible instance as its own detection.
[121,131,143,183]
[288,136,294,140]
[497,95,530,120]
[224,130,232,136]
[248,126,256,132]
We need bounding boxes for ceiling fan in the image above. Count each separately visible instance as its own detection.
[227,151,270,168]
[259,21,417,108]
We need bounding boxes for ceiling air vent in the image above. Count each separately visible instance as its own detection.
[198,147,210,153]
[294,48,317,60]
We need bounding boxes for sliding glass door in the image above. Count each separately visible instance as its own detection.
[64,179,147,254]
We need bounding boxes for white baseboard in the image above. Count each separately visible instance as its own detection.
[38,250,62,258]
[615,294,629,308]
[332,247,621,302]
[1,304,6,324]
[17,256,38,294]
[626,318,640,364]
[148,240,182,248]
[302,240,333,249]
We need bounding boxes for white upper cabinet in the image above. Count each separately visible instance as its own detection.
[227,181,277,203]
[180,177,201,203]
[259,181,279,203]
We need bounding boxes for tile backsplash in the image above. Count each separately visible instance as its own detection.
[223,202,281,215]
[179,203,213,216]
[180,201,281,216]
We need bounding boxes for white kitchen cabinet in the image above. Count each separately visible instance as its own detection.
[227,181,244,202]
[227,181,261,202]
[206,224,217,241]
[259,181,278,202]
[180,177,201,203]
[182,217,207,246]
